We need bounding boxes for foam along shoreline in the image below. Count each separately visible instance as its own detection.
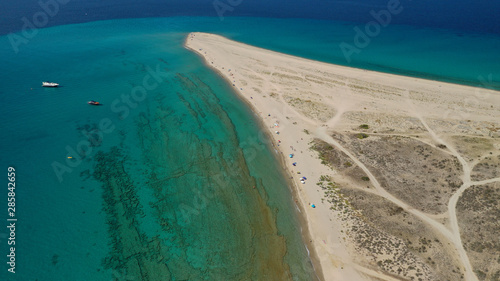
[185,32,500,281]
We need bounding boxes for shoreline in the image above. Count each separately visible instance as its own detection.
[184,32,357,281]
[182,33,500,98]
[184,32,500,281]
[184,35,326,280]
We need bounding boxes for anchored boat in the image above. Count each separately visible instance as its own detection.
[42,82,59,87]
[87,100,101,105]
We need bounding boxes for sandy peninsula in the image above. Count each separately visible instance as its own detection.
[185,32,500,281]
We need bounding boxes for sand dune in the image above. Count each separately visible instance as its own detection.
[185,32,500,281]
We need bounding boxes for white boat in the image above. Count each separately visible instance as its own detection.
[42,82,59,87]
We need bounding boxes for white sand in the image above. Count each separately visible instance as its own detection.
[185,32,500,281]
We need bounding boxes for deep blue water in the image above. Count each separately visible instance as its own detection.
[1,0,499,35]
[3,16,500,89]
[1,18,322,280]
[0,2,499,281]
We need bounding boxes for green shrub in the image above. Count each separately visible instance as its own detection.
[356,133,369,139]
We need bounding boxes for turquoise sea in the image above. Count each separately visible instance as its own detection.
[1,16,499,280]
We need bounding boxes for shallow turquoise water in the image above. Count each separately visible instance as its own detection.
[1,19,318,281]
[0,16,498,280]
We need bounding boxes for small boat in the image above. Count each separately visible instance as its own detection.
[42,82,59,87]
[87,100,101,106]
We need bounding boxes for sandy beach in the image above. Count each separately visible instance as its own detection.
[185,32,500,281]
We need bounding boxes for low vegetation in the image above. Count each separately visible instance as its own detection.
[359,124,370,129]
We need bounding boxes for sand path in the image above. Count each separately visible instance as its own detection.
[315,122,480,280]
[405,97,477,281]
[185,32,500,281]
